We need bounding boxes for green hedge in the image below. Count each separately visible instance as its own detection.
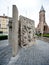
[0,35,8,40]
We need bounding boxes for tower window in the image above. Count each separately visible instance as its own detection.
[44,26,46,31]
[0,24,1,28]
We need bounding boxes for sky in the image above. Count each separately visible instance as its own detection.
[0,0,49,27]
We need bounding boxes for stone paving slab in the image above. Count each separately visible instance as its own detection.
[0,40,49,65]
[14,40,49,65]
[37,37,49,43]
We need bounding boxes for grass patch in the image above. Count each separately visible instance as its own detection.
[43,34,49,37]
[36,33,49,38]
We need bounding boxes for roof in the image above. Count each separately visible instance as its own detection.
[40,5,45,12]
[0,16,12,19]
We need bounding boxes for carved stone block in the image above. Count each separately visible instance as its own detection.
[19,15,35,47]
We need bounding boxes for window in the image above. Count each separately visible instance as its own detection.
[0,24,1,28]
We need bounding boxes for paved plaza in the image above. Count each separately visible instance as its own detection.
[0,39,49,65]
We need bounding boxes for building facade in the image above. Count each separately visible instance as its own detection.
[0,15,9,34]
[36,6,49,34]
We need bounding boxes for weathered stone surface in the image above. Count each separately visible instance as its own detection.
[9,5,19,57]
[8,5,35,57]
[19,15,35,47]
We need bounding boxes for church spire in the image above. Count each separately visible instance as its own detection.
[40,5,45,12]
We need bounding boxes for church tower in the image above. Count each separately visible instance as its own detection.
[36,6,49,34]
[39,6,45,23]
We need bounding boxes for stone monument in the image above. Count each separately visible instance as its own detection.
[9,5,19,57]
[8,5,35,57]
[19,15,35,47]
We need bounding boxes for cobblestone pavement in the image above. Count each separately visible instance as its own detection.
[37,37,49,43]
[0,40,12,65]
[15,40,49,65]
[0,40,49,65]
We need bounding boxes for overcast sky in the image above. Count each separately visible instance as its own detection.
[0,0,49,27]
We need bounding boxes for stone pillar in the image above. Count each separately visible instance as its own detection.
[9,5,19,57]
